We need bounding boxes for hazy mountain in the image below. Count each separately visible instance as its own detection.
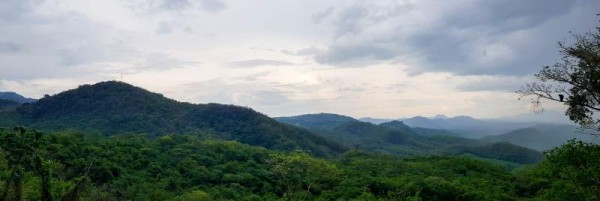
[401,115,537,138]
[276,113,542,164]
[379,120,418,135]
[411,127,463,137]
[432,114,449,119]
[0,92,36,103]
[483,124,600,151]
[275,113,357,130]
[357,117,394,124]
[0,81,346,157]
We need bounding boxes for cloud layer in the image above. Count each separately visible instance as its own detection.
[0,0,596,119]
[314,0,599,76]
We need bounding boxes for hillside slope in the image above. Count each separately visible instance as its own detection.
[1,81,346,157]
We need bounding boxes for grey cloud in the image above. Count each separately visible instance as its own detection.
[312,7,335,23]
[160,0,226,12]
[315,43,395,66]
[0,6,187,80]
[0,0,38,24]
[455,76,530,92]
[184,78,291,106]
[132,0,225,14]
[0,42,21,53]
[199,0,225,12]
[229,59,295,67]
[443,1,572,32]
[281,47,322,56]
[315,0,597,76]
[133,53,198,72]
[160,0,190,11]
[157,21,173,34]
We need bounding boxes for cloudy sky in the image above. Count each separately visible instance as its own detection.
[0,0,598,119]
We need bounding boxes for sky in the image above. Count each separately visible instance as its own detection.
[0,0,598,119]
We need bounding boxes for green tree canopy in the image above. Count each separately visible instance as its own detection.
[519,21,600,132]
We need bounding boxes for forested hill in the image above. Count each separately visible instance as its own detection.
[275,113,358,130]
[1,81,346,157]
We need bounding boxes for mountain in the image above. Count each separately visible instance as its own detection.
[0,81,346,157]
[357,117,394,124]
[275,113,357,130]
[411,127,463,137]
[448,142,544,164]
[0,99,21,111]
[0,92,36,103]
[483,124,600,151]
[402,115,536,138]
[432,114,449,119]
[379,120,418,135]
[276,113,542,164]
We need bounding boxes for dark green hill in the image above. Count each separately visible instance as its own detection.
[277,113,543,164]
[275,113,357,130]
[1,81,346,157]
[277,115,477,156]
[0,99,20,111]
[412,127,463,137]
[449,142,544,164]
[379,120,418,135]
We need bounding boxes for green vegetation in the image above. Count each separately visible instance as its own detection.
[1,81,345,158]
[0,75,594,200]
[457,142,544,164]
[0,99,20,112]
[2,127,593,200]
[276,114,542,164]
[519,22,600,131]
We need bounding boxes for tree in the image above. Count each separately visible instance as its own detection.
[536,140,600,200]
[0,127,52,201]
[518,21,600,132]
[267,151,339,201]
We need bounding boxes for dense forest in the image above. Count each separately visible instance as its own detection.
[1,82,345,158]
[0,82,597,200]
[276,113,543,164]
[0,127,598,200]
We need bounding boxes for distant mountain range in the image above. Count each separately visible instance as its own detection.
[483,124,600,151]
[400,115,538,138]
[358,114,575,139]
[0,81,346,157]
[0,92,36,112]
[276,113,543,164]
[1,81,595,163]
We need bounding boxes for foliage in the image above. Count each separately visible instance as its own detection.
[538,140,600,200]
[518,24,600,132]
[0,99,20,112]
[461,142,544,164]
[1,81,345,158]
[0,127,563,200]
[278,115,542,165]
[267,152,339,201]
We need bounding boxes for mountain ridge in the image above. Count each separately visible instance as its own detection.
[1,81,346,157]
[0,91,36,103]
